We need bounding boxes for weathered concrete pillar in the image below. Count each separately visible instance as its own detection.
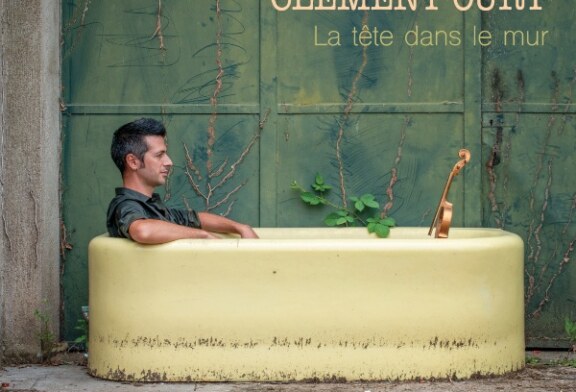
[0,1,61,363]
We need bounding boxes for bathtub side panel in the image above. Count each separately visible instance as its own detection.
[88,233,525,382]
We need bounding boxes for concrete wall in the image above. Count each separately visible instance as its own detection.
[0,0,61,363]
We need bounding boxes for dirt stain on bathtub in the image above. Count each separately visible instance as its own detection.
[101,334,492,353]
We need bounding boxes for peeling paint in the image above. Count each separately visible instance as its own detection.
[100,334,495,353]
[90,361,526,384]
[484,65,576,333]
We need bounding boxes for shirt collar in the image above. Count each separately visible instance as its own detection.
[115,187,160,203]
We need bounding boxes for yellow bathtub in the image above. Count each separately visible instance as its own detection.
[88,227,524,382]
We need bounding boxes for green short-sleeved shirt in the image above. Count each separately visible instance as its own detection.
[106,187,201,239]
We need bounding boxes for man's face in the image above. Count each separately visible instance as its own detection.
[136,135,173,188]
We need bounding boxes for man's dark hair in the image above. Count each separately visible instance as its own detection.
[111,118,167,174]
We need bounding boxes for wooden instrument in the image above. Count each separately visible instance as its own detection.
[428,149,471,238]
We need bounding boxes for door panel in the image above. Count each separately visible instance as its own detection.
[62,0,576,346]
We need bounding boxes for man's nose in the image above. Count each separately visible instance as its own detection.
[164,155,173,166]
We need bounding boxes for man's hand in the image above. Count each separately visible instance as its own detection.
[236,224,259,239]
[198,212,259,239]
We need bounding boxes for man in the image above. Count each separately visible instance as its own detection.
[107,117,259,243]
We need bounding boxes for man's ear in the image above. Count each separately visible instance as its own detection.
[125,153,141,170]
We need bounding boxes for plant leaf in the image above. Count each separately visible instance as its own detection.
[290,181,301,190]
[360,194,379,209]
[380,217,396,227]
[324,212,340,226]
[566,318,576,339]
[367,222,376,233]
[301,192,322,205]
[374,224,391,238]
[311,173,333,192]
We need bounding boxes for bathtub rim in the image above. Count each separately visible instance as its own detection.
[89,227,524,253]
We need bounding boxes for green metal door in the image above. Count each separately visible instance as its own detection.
[481,5,576,347]
[61,0,575,347]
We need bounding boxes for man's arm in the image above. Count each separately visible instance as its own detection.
[128,213,258,244]
[128,219,220,244]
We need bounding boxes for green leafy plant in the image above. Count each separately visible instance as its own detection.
[565,317,576,352]
[558,358,576,368]
[74,318,88,351]
[73,305,89,352]
[525,355,541,365]
[291,173,396,238]
[34,308,56,362]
